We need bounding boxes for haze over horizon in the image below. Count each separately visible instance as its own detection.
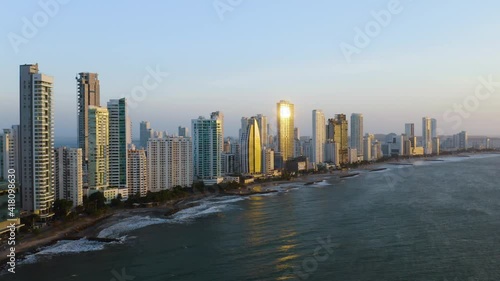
[2,0,500,138]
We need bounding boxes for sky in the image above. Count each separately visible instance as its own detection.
[1,0,500,140]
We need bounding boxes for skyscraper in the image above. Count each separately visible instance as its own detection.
[350,113,363,157]
[148,136,193,191]
[255,114,268,147]
[140,121,153,149]
[19,64,55,218]
[178,126,189,137]
[405,123,415,139]
[431,118,437,139]
[192,113,223,184]
[77,72,100,163]
[458,131,468,150]
[240,117,262,175]
[108,98,130,188]
[127,146,148,197]
[1,127,19,180]
[277,100,295,161]
[312,110,326,164]
[54,147,83,208]
[327,114,348,164]
[363,134,373,161]
[88,106,109,190]
[422,117,433,155]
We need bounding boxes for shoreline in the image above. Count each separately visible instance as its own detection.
[2,151,497,265]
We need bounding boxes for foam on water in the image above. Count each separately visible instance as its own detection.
[312,180,331,187]
[167,196,245,223]
[97,215,169,238]
[19,238,109,265]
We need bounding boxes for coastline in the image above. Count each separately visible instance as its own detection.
[2,151,496,266]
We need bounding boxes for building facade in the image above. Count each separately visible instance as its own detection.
[88,106,109,190]
[127,146,148,197]
[350,113,364,156]
[312,110,326,164]
[240,117,262,175]
[54,147,83,208]
[77,72,100,163]
[192,114,223,182]
[19,64,55,219]
[147,136,193,191]
[108,98,130,188]
[277,100,295,161]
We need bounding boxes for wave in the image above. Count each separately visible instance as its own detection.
[97,216,169,238]
[167,196,245,223]
[19,238,111,265]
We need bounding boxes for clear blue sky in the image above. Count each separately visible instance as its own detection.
[2,0,500,139]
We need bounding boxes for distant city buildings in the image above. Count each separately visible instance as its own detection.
[140,121,153,149]
[178,126,189,137]
[404,123,415,139]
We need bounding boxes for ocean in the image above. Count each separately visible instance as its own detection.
[3,154,500,281]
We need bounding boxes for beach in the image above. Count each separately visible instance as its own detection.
[1,151,491,266]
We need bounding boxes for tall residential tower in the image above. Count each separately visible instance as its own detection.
[312,110,326,164]
[277,100,295,161]
[19,64,55,218]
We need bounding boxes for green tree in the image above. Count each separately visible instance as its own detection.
[53,199,73,219]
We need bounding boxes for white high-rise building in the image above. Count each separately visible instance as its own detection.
[108,98,130,189]
[19,64,55,218]
[147,136,193,191]
[54,147,83,208]
[312,110,326,164]
[192,114,223,184]
[88,106,109,190]
[127,146,148,197]
[422,117,433,155]
[350,113,364,156]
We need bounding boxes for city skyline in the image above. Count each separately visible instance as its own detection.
[2,1,500,138]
